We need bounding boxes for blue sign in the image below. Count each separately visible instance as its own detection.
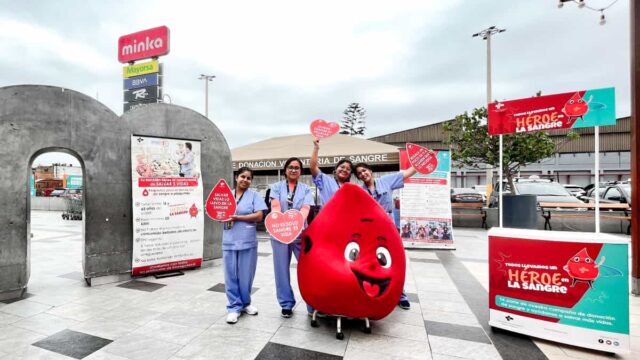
[124,73,159,90]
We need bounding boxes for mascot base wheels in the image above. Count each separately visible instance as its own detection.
[309,311,372,340]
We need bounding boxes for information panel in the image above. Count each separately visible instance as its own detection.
[488,228,629,353]
[131,136,204,276]
[399,149,455,249]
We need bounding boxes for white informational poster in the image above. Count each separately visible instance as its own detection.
[399,149,455,249]
[131,136,204,276]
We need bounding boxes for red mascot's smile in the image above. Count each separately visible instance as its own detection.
[351,269,390,298]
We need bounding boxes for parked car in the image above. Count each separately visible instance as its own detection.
[451,188,483,203]
[50,189,66,197]
[578,182,622,202]
[583,182,632,204]
[562,184,585,198]
[61,188,82,199]
[471,185,488,203]
[489,178,582,207]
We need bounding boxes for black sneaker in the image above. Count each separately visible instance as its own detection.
[281,309,293,318]
[398,300,411,310]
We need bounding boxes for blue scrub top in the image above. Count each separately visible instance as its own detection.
[222,189,268,251]
[312,172,341,206]
[362,172,404,213]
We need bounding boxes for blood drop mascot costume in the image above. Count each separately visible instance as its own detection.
[298,183,406,320]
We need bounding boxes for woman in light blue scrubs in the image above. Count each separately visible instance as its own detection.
[223,167,267,324]
[310,138,354,207]
[354,162,416,310]
[269,157,314,318]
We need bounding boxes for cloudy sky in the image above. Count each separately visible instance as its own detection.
[0,0,630,165]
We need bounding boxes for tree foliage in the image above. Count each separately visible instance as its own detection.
[443,107,578,193]
[340,102,366,136]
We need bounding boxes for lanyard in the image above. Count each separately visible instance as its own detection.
[286,182,297,208]
[234,189,245,205]
[366,181,376,196]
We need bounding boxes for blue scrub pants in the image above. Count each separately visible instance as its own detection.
[223,247,258,313]
[271,239,313,313]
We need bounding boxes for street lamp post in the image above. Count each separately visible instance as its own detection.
[473,26,506,226]
[198,74,215,119]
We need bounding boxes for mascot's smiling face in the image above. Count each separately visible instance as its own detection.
[298,183,406,320]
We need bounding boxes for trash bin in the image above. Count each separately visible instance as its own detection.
[502,194,537,229]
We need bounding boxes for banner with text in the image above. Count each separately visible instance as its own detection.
[131,136,204,276]
[488,87,615,135]
[488,228,629,353]
[399,149,455,249]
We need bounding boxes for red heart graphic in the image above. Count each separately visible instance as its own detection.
[265,210,305,244]
[205,179,236,221]
[406,143,438,175]
[310,119,340,139]
[363,281,380,298]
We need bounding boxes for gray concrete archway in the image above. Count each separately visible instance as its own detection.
[0,85,231,300]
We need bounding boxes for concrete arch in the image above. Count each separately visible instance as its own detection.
[0,85,231,300]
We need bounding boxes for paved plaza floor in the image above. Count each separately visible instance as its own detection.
[0,210,637,359]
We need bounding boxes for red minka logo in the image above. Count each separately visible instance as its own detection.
[118,26,170,63]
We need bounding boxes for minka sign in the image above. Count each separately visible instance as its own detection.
[118,26,170,63]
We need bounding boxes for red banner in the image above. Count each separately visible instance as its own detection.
[487,88,615,135]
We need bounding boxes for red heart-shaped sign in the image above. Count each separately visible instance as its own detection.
[310,119,340,139]
[205,179,237,221]
[265,210,305,244]
[406,143,438,175]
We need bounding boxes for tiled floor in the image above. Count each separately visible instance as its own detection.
[0,210,637,359]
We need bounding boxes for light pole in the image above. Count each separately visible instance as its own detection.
[473,26,506,226]
[198,74,215,118]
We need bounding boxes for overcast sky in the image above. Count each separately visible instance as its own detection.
[1,0,630,166]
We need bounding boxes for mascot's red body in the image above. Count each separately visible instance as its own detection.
[298,183,406,320]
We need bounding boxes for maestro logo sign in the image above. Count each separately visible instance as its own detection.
[118,26,170,63]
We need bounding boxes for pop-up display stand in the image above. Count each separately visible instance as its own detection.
[488,227,630,353]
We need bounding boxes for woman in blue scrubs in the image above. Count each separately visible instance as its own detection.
[310,138,354,207]
[354,162,416,310]
[224,167,267,324]
[270,157,314,318]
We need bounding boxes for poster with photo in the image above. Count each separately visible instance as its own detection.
[488,228,629,353]
[131,136,204,276]
[399,149,455,249]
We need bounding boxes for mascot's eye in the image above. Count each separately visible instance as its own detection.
[585,258,591,263]
[344,242,360,262]
[376,247,392,268]
[569,99,574,104]
[573,256,580,262]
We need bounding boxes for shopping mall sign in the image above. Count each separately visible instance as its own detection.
[488,87,615,135]
[123,60,159,78]
[118,26,170,63]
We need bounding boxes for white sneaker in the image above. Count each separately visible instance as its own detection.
[242,305,258,315]
[226,312,239,324]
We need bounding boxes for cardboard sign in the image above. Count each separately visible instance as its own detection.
[265,210,304,244]
[406,143,438,175]
[205,179,237,221]
[310,119,340,139]
[487,87,615,135]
